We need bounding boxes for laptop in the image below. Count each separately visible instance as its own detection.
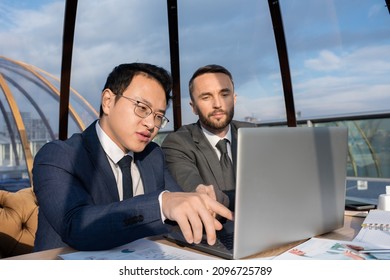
[166,126,348,259]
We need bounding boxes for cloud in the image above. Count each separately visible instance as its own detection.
[0,1,64,75]
[1,0,390,125]
[305,45,390,76]
[305,50,342,71]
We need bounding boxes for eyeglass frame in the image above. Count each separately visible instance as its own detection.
[118,94,169,129]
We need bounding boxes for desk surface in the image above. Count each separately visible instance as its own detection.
[5,213,365,260]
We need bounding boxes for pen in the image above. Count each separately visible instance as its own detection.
[359,249,390,254]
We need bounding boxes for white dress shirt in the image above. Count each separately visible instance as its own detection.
[201,125,233,161]
[95,121,144,200]
[95,122,167,222]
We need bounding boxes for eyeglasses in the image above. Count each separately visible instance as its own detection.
[119,95,169,129]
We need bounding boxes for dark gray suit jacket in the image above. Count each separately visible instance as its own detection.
[33,120,182,252]
[161,120,255,207]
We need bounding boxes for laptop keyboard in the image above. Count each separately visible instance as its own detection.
[217,231,234,250]
[166,220,235,256]
[199,231,234,251]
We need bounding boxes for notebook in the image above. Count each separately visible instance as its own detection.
[353,209,390,247]
[166,126,348,259]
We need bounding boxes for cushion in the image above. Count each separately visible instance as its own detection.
[0,188,38,258]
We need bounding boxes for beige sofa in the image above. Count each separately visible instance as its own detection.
[0,188,38,258]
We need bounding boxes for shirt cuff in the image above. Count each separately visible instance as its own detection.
[158,190,169,223]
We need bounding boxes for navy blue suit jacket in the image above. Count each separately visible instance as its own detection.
[33,121,182,252]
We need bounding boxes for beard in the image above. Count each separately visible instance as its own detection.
[198,107,234,132]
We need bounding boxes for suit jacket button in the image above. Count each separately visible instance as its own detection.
[124,215,144,226]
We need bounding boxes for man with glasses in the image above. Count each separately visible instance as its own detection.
[162,64,255,211]
[33,63,232,252]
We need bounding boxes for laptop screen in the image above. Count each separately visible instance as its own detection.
[166,126,348,259]
[233,126,348,259]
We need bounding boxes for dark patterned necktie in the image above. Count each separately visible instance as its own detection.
[216,139,235,190]
[117,155,133,199]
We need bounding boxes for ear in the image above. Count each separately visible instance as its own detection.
[101,89,114,115]
[190,100,199,115]
[233,93,237,105]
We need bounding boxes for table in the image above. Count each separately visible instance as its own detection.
[4,213,365,260]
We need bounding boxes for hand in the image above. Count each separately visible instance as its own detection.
[195,184,217,201]
[195,185,217,217]
[161,192,233,245]
[195,184,230,208]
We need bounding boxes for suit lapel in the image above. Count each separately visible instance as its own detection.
[134,144,165,194]
[135,156,154,194]
[192,122,225,187]
[81,121,119,201]
[230,121,239,173]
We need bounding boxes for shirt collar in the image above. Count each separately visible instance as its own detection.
[201,124,232,148]
[95,121,134,164]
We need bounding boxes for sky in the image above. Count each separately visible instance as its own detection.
[1,0,390,131]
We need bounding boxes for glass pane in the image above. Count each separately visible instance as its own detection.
[280,0,390,120]
[71,0,172,130]
[314,118,390,179]
[178,0,284,124]
[314,117,390,202]
[0,1,64,189]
